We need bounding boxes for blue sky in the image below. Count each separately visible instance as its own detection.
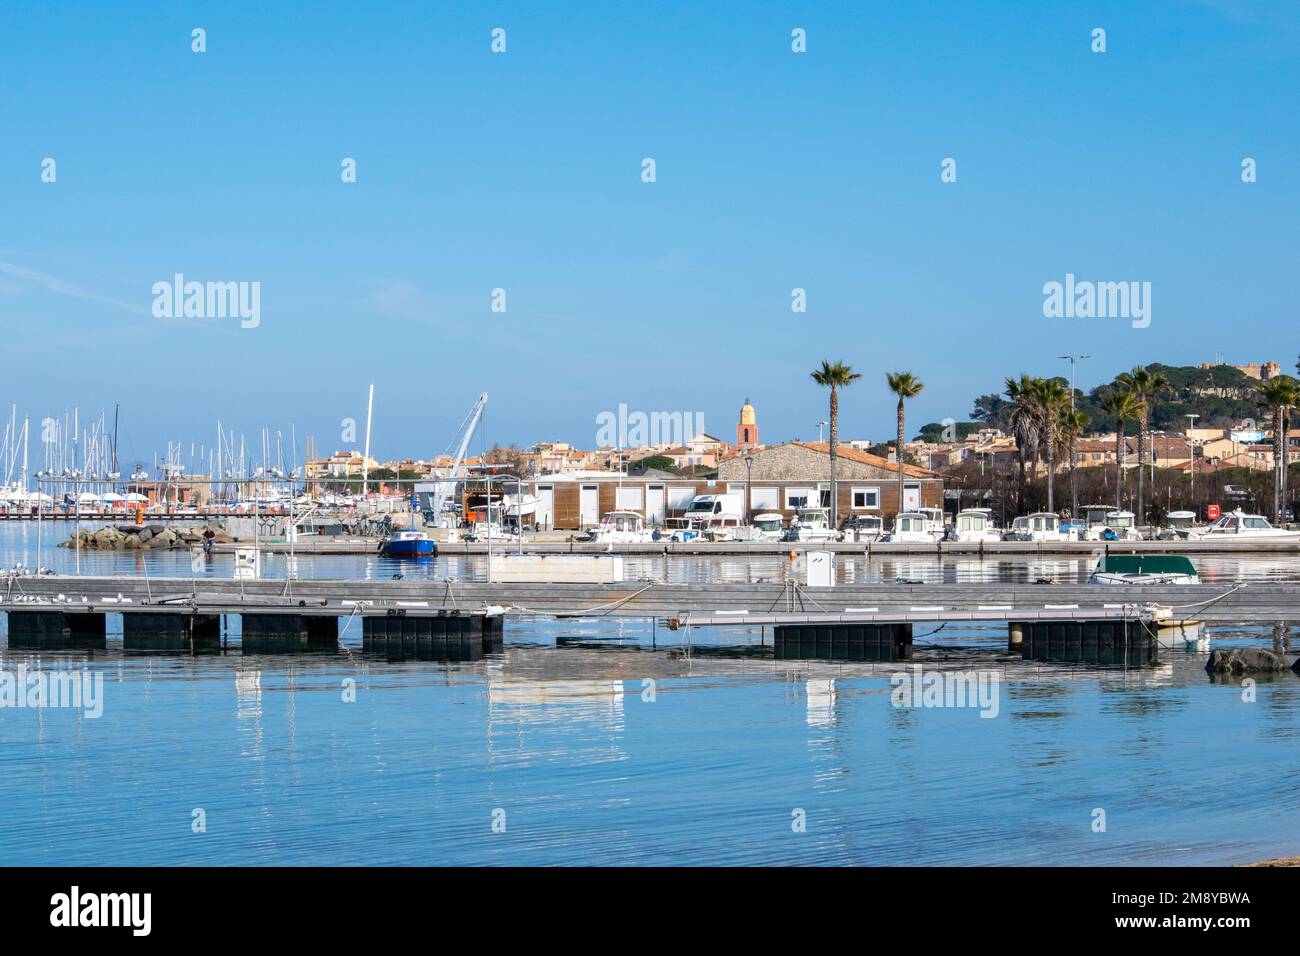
[1,0,1297,466]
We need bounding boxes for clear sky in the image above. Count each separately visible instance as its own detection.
[1,0,1297,468]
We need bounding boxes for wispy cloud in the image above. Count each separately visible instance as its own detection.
[0,261,151,316]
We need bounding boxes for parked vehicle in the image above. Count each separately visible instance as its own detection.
[683,494,743,529]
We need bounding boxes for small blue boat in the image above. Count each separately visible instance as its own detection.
[380,529,436,557]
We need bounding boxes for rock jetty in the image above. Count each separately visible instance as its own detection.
[60,524,232,551]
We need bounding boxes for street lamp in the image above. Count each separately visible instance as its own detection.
[817,421,828,443]
[1185,414,1199,506]
[1060,353,1089,518]
[744,454,754,525]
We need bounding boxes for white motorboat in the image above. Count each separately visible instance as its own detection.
[587,511,655,543]
[1156,510,1201,541]
[886,511,943,543]
[840,514,884,542]
[1187,510,1300,540]
[919,507,946,537]
[784,507,839,542]
[949,509,1001,543]
[1089,554,1199,586]
[748,512,786,541]
[1004,512,1066,542]
[702,515,744,541]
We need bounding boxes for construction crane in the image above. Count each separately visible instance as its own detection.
[428,393,487,524]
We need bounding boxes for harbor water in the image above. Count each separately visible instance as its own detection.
[2,521,1299,866]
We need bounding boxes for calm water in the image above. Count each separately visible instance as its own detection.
[3,521,1300,866]
[6,519,1300,584]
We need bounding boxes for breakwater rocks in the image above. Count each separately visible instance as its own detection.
[60,524,232,551]
[1205,647,1291,675]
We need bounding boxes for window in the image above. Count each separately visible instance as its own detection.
[616,486,643,510]
[750,486,779,511]
[785,488,813,509]
[851,487,880,509]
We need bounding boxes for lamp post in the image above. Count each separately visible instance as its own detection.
[817,421,828,443]
[1185,414,1199,509]
[1059,353,1088,519]
[744,454,753,525]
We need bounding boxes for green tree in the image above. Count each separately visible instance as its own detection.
[1115,365,1170,524]
[1003,374,1042,514]
[1257,377,1298,523]
[810,361,861,528]
[885,372,925,516]
[1029,378,1070,514]
[1099,389,1144,513]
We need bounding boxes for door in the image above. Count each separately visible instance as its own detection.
[580,484,600,527]
[536,485,554,530]
[903,482,921,512]
[646,484,666,524]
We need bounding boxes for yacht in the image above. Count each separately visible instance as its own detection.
[1187,510,1300,540]
[1089,554,1199,586]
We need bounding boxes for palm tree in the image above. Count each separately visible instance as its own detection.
[885,372,925,518]
[810,360,861,529]
[1115,366,1169,525]
[1004,374,1042,514]
[1257,378,1298,524]
[1030,378,1070,514]
[1099,389,1144,514]
[1059,406,1090,519]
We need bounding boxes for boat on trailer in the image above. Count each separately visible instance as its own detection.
[1088,554,1199,586]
